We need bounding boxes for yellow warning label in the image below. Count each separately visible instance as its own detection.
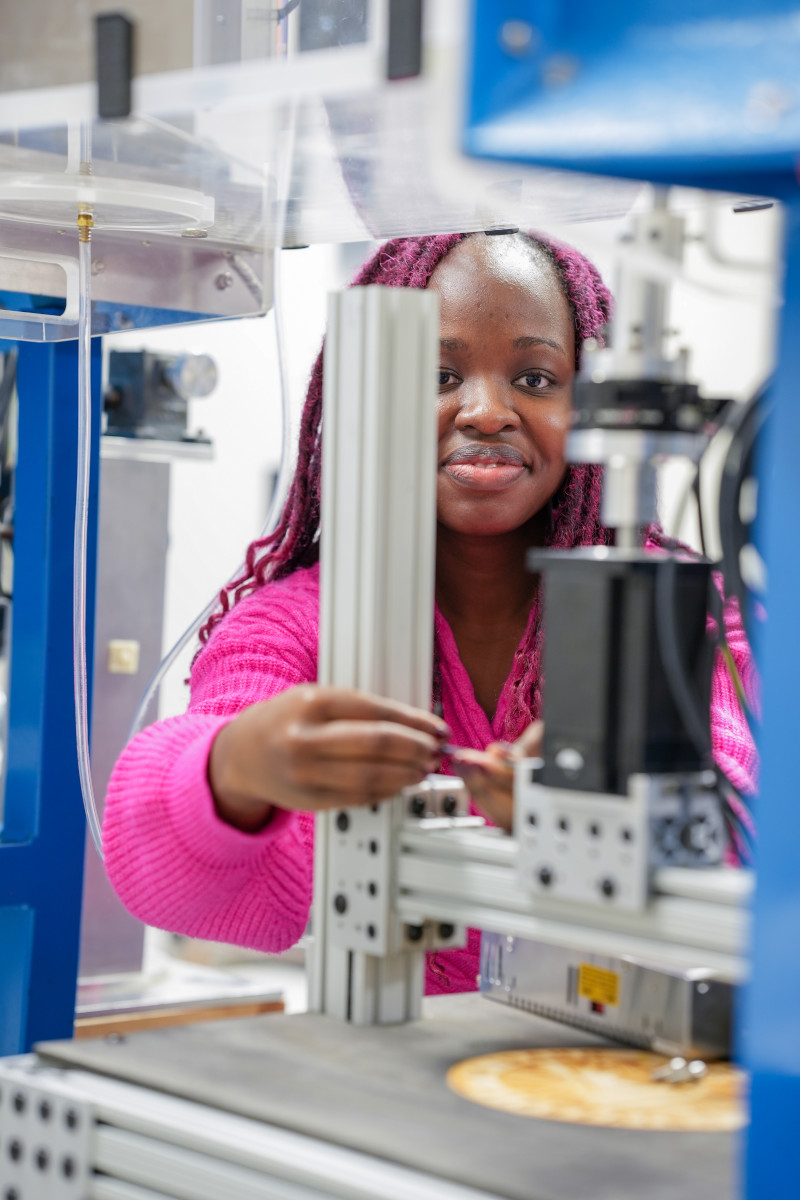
[578,963,620,1007]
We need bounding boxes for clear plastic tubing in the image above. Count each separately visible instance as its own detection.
[126,104,298,750]
[74,165,104,857]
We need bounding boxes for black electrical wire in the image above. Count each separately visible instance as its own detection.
[718,381,770,635]
[654,441,759,863]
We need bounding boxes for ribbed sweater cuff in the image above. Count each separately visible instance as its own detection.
[164,719,298,869]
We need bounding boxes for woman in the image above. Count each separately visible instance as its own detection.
[104,232,756,995]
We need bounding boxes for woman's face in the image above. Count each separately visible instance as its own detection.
[428,236,576,538]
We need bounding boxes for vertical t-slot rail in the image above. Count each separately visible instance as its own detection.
[310,285,439,1025]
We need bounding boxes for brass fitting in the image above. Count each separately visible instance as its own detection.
[77,210,94,243]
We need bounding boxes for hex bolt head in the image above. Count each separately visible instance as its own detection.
[335,811,350,832]
[438,923,455,939]
[538,866,553,887]
[333,893,348,914]
[442,795,458,816]
[406,924,425,942]
[600,877,616,898]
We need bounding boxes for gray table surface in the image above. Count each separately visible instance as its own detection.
[38,993,736,1200]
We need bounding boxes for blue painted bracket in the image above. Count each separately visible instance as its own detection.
[740,192,800,1194]
[0,339,100,1053]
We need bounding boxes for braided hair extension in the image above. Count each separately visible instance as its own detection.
[199,231,622,737]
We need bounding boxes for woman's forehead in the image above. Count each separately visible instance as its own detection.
[430,236,560,302]
[429,236,572,341]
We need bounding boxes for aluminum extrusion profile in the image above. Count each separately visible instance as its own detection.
[311,284,441,1024]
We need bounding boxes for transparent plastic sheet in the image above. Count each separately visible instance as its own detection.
[125,103,298,761]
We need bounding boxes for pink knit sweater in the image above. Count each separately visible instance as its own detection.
[103,561,757,997]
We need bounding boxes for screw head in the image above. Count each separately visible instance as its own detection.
[366,923,377,939]
[499,19,538,56]
[600,877,616,899]
[35,1147,49,1171]
[61,1156,76,1179]
[367,881,378,897]
[335,811,350,832]
[12,1092,26,1114]
[65,1108,80,1130]
[368,839,379,855]
[406,924,425,942]
[333,893,348,914]
[214,271,235,290]
[557,815,571,834]
[438,923,455,939]
[38,1098,52,1121]
[588,821,602,838]
[410,795,426,816]
[7,1140,22,1162]
[442,795,458,816]
[538,866,553,887]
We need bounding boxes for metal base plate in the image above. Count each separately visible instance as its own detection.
[37,994,735,1200]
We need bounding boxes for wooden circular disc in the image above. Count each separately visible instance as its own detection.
[446,1047,747,1132]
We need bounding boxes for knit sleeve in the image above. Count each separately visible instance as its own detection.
[102,567,320,953]
[710,594,758,797]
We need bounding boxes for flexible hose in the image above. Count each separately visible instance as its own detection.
[126,105,297,750]
[74,213,104,858]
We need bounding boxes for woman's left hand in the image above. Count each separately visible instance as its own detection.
[448,721,543,832]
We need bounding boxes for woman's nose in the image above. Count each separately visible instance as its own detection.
[455,380,521,433]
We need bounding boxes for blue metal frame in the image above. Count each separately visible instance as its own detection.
[466,3,800,1193]
[0,339,100,1053]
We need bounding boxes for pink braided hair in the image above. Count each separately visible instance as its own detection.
[198,231,662,738]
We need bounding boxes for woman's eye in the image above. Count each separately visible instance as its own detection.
[516,371,550,391]
[439,370,459,387]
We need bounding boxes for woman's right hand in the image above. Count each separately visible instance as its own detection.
[208,685,449,832]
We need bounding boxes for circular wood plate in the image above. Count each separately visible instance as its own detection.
[446,1047,747,1132]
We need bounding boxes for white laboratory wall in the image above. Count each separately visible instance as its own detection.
[106,243,351,719]
[105,201,778,722]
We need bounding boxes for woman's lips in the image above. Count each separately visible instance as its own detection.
[441,445,528,491]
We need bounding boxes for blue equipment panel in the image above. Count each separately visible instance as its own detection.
[0,340,100,1053]
[466,3,800,1195]
[466,1,800,192]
